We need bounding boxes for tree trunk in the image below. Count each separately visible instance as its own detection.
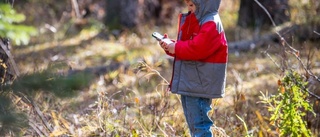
[120,0,141,28]
[237,0,290,29]
[0,38,19,84]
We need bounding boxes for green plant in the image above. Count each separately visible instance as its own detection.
[0,4,37,45]
[260,71,315,137]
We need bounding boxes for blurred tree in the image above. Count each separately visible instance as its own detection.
[231,0,319,51]
[105,0,183,30]
[237,0,290,29]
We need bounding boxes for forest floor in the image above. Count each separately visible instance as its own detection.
[10,25,320,136]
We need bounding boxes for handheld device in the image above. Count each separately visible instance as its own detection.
[152,32,173,44]
[152,32,165,41]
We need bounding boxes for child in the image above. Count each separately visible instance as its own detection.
[159,0,228,136]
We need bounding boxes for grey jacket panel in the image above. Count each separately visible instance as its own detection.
[202,14,224,33]
[171,60,226,98]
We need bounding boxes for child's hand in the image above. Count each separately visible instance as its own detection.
[159,33,175,54]
[166,42,175,54]
[159,39,166,48]
[159,33,169,50]
[163,34,168,39]
[160,40,175,54]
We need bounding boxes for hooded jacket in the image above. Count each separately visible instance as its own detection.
[166,0,228,98]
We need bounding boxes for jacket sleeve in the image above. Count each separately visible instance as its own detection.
[174,21,223,60]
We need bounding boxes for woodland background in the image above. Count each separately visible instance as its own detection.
[0,0,320,136]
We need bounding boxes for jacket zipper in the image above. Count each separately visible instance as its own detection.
[169,13,183,90]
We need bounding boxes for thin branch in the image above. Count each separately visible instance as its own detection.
[253,0,276,27]
[288,51,320,100]
[29,120,48,137]
[262,45,283,72]
[288,70,320,100]
[71,0,81,19]
[254,0,298,53]
[15,92,54,133]
[31,101,54,133]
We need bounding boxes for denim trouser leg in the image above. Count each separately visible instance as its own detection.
[181,95,213,137]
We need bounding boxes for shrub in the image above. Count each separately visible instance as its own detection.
[260,71,315,137]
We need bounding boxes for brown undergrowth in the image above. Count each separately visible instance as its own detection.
[9,25,320,136]
[6,0,320,136]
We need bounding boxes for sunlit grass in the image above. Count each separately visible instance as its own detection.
[9,1,320,136]
[12,28,320,136]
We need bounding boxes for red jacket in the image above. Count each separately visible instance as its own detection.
[166,10,228,98]
[176,13,228,63]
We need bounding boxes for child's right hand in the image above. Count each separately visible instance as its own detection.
[159,33,169,50]
[159,33,175,54]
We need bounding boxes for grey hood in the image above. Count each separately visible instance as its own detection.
[192,0,221,24]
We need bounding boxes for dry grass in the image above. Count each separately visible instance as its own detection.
[10,25,320,136]
[7,0,320,136]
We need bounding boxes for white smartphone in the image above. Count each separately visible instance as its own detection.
[152,32,173,44]
[152,32,164,41]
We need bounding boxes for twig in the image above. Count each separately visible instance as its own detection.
[15,92,54,134]
[13,92,52,136]
[31,101,54,133]
[262,45,283,71]
[155,120,168,137]
[314,31,320,36]
[138,61,169,85]
[253,0,276,27]
[254,0,298,53]
[71,0,81,19]
[29,120,48,137]
[288,52,320,100]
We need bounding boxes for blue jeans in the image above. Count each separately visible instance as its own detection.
[181,95,213,137]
